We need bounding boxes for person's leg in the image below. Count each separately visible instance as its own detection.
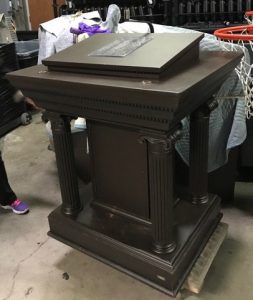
[0,151,29,214]
[0,151,17,206]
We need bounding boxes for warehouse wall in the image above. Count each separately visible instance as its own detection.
[27,0,65,30]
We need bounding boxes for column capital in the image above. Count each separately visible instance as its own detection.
[206,98,219,113]
[44,112,78,133]
[139,128,181,154]
[192,98,219,119]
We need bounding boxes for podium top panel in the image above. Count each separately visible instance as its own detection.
[43,33,204,78]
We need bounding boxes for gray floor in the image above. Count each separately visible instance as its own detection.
[1,113,253,300]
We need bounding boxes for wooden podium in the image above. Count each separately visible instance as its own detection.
[8,34,242,296]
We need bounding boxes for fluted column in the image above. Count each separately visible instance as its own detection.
[141,128,181,254]
[189,99,218,204]
[47,112,82,216]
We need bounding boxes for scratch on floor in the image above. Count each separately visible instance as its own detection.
[3,237,49,300]
[25,287,34,297]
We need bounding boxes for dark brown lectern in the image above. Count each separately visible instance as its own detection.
[7,33,242,296]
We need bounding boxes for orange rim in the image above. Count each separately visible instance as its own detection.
[245,11,253,17]
[214,24,253,41]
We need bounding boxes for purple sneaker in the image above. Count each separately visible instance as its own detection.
[1,199,29,215]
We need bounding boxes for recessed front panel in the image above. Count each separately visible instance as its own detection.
[89,121,150,219]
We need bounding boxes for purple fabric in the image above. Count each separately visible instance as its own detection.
[70,23,111,36]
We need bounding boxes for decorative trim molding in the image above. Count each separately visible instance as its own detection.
[41,94,175,124]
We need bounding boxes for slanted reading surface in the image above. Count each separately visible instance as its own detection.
[43,32,204,78]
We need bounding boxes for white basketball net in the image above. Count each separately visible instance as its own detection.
[245,13,253,24]
[216,30,253,119]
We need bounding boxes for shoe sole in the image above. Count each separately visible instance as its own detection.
[1,205,29,215]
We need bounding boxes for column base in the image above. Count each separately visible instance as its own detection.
[61,205,82,217]
[153,242,177,254]
[192,195,209,205]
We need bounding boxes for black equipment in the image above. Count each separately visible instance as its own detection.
[57,0,253,32]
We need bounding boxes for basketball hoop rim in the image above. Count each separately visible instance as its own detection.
[245,10,253,17]
[214,24,253,41]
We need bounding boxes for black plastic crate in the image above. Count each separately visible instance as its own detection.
[16,31,38,41]
[0,43,19,73]
[58,0,253,31]
[15,40,39,69]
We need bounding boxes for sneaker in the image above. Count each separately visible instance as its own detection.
[1,199,29,215]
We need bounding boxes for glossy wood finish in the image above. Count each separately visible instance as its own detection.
[7,49,242,296]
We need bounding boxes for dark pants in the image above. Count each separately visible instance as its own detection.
[0,152,16,206]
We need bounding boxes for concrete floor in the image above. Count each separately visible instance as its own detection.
[1,113,253,300]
